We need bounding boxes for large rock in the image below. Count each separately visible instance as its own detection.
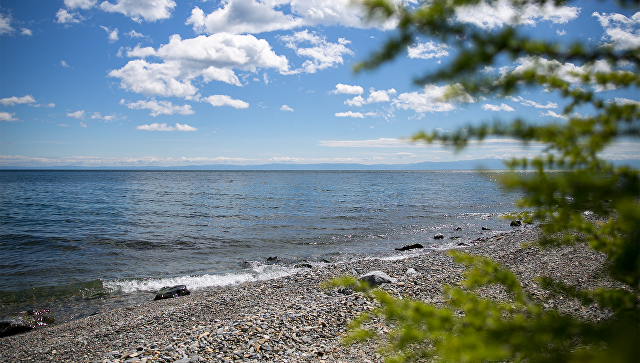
[395,243,424,251]
[510,220,522,227]
[0,309,54,337]
[154,285,190,301]
[434,234,444,239]
[358,271,397,287]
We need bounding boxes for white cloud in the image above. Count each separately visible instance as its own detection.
[121,98,194,117]
[366,88,396,103]
[331,83,363,95]
[0,13,14,35]
[0,95,36,106]
[127,30,147,39]
[614,97,640,106]
[57,124,69,127]
[186,0,369,35]
[136,122,197,131]
[455,0,580,30]
[0,112,19,122]
[344,95,365,107]
[61,60,71,68]
[31,102,56,108]
[556,29,566,36]
[99,0,176,22]
[407,40,449,60]
[482,103,515,111]
[110,33,289,97]
[79,121,88,128]
[201,95,249,109]
[593,12,640,51]
[67,110,85,119]
[101,26,119,43]
[509,96,557,108]
[65,0,96,9]
[126,45,156,58]
[280,30,353,74]
[540,110,568,119]
[504,56,628,92]
[90,112,116,121]
[21,28,32,36]
[335,111,363,118]
[280,105,294,112]
[393,84,473,115]
[56,9,82,24]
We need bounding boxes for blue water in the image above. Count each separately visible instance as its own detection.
[0,170,523,321]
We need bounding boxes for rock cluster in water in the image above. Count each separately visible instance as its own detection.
[154,286,191,301]
[0,309,54,338]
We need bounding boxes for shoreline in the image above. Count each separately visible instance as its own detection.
[0,225,618,363]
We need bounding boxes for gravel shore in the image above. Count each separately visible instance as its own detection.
[0,225,622,363]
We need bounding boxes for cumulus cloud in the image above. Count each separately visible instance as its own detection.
[90,112,116,121]
[101,26,119,43]
[482,103,515,111]
[126,45,156,58]
[614,97,640,106]
[508,96,557,108]
[344,95,365,107]
[593,12,640,51]
[503,56,627,92]
[0,95,36,106]
[201,95,249,109]
[67,110,85,119]
[366,88,396,103]
[121,98,194,117]
[65,0,96,9]
[100,0,176,22]
[335,111,363,118]
[393,84,473,115]
[21,28,32,36]
[0,13,14,35]
[61,60,71,68]
[540,110,568,119]
[127,30,147,39]
[109,33,289,98]
[136,122,197,131]
[342,88,396,107]
[331,83,363,95]
[56,9,82,24]
[280,30,353,74]
[0,112,19,122]
[407,40,449,60]
[455,0,580,30]
[280,105,294,112]
[186,0,369,35]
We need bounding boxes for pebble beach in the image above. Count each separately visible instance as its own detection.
[0,225,621,363]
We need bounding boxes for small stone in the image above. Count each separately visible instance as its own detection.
[358,271,397,287]
[434,234,444,239]
[154,285,190,301]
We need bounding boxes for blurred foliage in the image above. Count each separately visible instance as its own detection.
[331,0,640,361]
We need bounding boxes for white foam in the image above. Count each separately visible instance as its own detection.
[103,263,297,294]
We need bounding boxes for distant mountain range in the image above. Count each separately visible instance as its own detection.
[2,159,639,170]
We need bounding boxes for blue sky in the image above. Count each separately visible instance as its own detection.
[0,0,638,168]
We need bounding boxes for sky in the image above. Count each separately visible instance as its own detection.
[0,0,638,168]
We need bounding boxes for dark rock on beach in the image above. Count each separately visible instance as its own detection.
[434,234,444,239]
[482,226,491,230]
[511,220,522,227]
[154,285,190,301]
[294,263,313,269]
[358,271,397,287]
[395,243,424,251]
[0,309,54,337]
[266,256,279,264]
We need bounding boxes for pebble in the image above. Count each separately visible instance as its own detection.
[0,225,623,363]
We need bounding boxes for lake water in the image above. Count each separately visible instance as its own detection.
[0,170,523,322]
